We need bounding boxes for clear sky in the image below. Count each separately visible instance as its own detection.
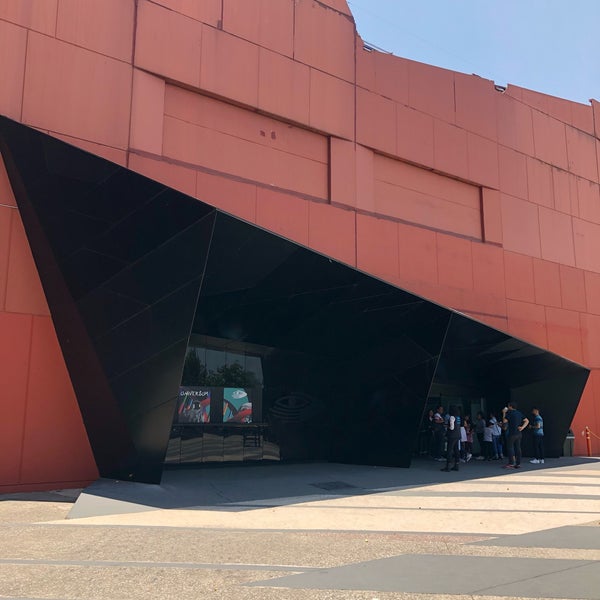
[348,0,600,106]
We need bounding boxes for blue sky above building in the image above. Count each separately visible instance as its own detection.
[349,0,600,105]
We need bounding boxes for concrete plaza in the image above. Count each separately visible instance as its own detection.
[0,457,599,599]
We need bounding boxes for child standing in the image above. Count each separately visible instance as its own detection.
[483,420,494,461]
[489,412,503,460]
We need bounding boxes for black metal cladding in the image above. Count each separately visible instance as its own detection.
[0,116,590,483]
[0,117,215,482]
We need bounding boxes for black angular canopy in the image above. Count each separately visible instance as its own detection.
[0,116,589,483]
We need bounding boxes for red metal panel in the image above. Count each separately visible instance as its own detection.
[455,73,498,141]
[506,299,548,349]
[201,26,260,108]
[467,133,499,189]
[0,206,11,311]
[308,202,356,267]
[408,61,455,123]
[5,212,49,316]
[531,109,568,170]
[576,178,600,224]
[57,0,134,62]
[496,95,535,155]
[309,69,355,140]
[481,189,503,245]
[330,137,356,208]
[20,316,98,485]
[356,88,396,156]
[533,259,562,309]
[504,251,535,303]
[539,207,575,266]
[129,70,165,156]
[559,265,587,313]
[256,188,309,246]
[436,233,473,292]
[149,0,222,26]
[0,0,58,35]
[396,104,434,168]
[545,306,584,364]
[526,157,554,208]
[566,127,598,182]
[584,271,600,317]
[500,194,541,258]
[134,0,202,89]
[580,313,600,368]
[22,32,132,148]
[0,312,31,484]
[356,213,399,283]
[433,119,469,181]
[472,242,505,299]
[294,0,355,82]
[498,146,529,201]
[128,153,197,198]
[0,19,27,120]
[398,223,438,286]
[223,0,294,57]
[196,171,257,223]
[258,48,310,126]
[573,218,600,272]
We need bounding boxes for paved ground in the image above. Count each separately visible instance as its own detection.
[0,456,599,599]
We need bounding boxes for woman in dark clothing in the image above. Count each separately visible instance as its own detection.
[475,412,486,459]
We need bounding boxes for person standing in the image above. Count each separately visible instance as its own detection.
[441,406,462,472]
[432,405,446,461]
[530,407,545,464]
[489,411,503,460]
[475,412,486,459]
[464,416,473,461]
[483,420,494,460]
[419,409,434,456]
[460,420,468,462]
[502,402,529,469]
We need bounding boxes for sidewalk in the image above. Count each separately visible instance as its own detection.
[0,457,599,599]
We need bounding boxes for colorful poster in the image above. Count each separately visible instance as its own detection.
[177,387,211,423]
[223,388,252,423]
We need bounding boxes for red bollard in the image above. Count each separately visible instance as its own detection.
[585,426,592,457]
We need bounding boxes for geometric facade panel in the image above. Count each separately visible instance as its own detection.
[0,117,214,482]
[0,117,590,484]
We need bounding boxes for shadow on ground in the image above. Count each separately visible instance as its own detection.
[67,455,600,519]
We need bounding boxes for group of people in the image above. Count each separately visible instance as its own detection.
[425,402,545,472]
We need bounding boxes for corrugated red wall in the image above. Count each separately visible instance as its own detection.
[1,0,599,490]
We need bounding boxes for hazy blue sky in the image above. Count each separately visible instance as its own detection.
[348,0,600,105]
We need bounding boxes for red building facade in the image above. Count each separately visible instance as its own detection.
[1,0,599,492]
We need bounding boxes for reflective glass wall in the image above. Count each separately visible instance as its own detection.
[165,213,451,467]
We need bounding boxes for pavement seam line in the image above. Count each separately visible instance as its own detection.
[471,559,599,595]
[0,558,319,572]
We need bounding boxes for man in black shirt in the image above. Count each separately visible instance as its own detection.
[502,401,529,469]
